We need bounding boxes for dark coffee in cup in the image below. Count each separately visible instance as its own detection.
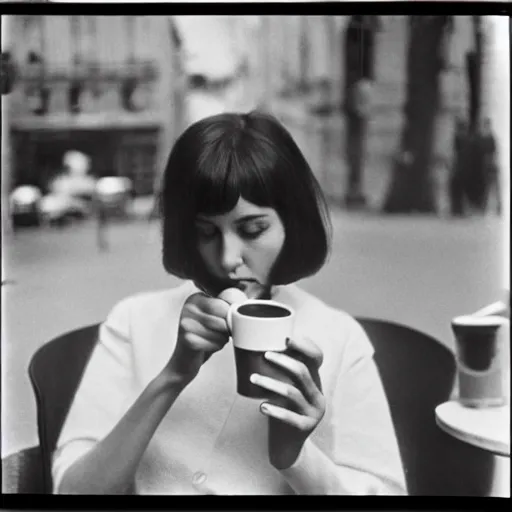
[451,315,508,408]
[237,303,292,318]
[227,299,295,399]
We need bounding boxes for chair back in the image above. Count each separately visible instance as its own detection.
[357,317,496,496]
[28,324,100,493]
[2,446,45,494]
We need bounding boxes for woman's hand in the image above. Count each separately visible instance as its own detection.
[250,337,326,470]
[166,288,247,386]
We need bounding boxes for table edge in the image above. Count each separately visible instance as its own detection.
[435,403,510,458]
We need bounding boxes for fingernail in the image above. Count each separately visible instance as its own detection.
[250,373,258,384]
[260,403,269,413]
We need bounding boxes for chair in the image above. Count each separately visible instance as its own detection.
[9,185,43,228]
[358,317,496,496]
[30,323,101,493]
[2,446,45,494]
[1,324,101,493]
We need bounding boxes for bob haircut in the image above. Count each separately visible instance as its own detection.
[160,110,332,291]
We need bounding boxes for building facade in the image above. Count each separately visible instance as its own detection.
[4,15,184,197]
[3,15,481,208]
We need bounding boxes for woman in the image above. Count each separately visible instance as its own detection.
[53,112,407,495]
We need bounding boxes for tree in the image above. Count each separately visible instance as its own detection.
[383,16,453,214]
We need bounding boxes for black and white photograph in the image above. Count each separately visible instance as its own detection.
[1,6,510,499]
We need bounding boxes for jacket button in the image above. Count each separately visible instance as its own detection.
[192,471,207,486]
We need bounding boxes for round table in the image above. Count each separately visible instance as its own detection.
[435,401,510,457]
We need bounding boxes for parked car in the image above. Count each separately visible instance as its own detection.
[39,194,89,227]
[9,186,43,228]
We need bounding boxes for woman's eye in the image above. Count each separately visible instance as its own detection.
[240,224,268,239]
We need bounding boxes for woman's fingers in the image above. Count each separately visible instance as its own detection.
[191,294,231,319]
[180,330,227,355]
[172,292,236,381]
[259,402,318,432]
[180,317,228,347]
[249,373,310,413]
[264,351,323,407]
[285,337,323,392]
[195,309,230,334]
[286,336,324,369]
[184,293,231,333]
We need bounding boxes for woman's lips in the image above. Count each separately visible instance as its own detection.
[233,279,257,290]
[232,279,263,298]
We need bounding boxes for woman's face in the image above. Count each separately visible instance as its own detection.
[195,197,286,299]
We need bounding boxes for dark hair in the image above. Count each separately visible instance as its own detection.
[159,111,332,291]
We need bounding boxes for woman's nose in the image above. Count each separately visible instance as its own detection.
[220,234,243,273]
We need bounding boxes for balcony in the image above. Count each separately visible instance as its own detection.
[11,60,161,132]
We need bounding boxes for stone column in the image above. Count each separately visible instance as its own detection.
[153,15,184,192]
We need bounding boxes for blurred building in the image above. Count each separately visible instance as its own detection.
[3,15,481,213]
[250,15,480,208]
[4,15,184,200]
[174,16,260,125]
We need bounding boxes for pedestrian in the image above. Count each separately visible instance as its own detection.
[50,151,96,205]
[95,196,108,252]
[479,117,500,214]
[382,149,414,214]
[465,125,488,214]
[52,112,406,495]
[448,115,490,217]
[342,15,378,209]
[448,115,469,216]
[43,151,96,225]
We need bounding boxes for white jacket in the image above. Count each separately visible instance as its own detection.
[53,281,407,495]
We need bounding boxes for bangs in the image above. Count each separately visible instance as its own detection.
[191,139,278,216]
